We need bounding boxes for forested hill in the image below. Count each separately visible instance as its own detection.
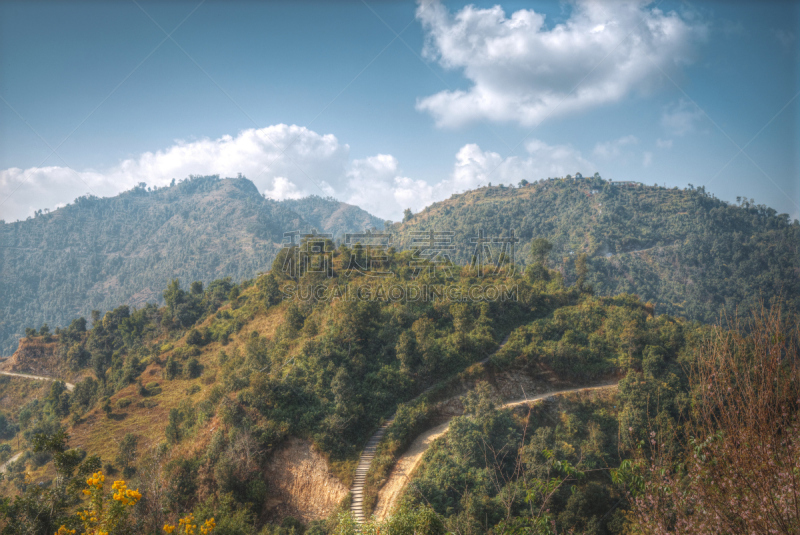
[281,196,386,237]
[393,175,800,324]
[0,176,383,355]
[2,173,797,354]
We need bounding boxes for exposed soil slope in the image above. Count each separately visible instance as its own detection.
[264,437,349,523]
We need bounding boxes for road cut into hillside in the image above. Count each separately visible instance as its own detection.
[373,382,619,521]
[0,371,75,391]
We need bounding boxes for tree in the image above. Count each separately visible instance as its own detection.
[115,433,138,477]
[1,430,101,535]
[403,208,414,223]
[529,238,553,266]
[163,356,180,380]
[186,329,204,346]
[184,358,201,379]
[575,253,589,292]
[190,281,204,295]
[259,273,281,307]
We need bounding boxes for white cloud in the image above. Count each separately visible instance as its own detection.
[0,124,354,223]
[643,151,653,167]
[0,124,595,224]
[446,139,595,192]
[661,99,705,135]
[415,0,707,127]
[340,154,435,219]
[656,138,673,149]
[593,135,638,159]
[264,177,305,200]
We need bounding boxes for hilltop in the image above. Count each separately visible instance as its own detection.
[280,196,385,237]
[0,176,382,355]
[393,175,800,323]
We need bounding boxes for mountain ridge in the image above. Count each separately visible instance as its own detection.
[1,173,798,354]
[0,175,383,354]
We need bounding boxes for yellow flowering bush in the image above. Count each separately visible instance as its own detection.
[55,470,141,535]
[163,514,216,534]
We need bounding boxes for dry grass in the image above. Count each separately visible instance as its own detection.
[630,306,800,534]
[68,298,287,464]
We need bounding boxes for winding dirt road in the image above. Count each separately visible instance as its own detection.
[0,371,75,391]
[350,335,512,523]
[372,382,619,521]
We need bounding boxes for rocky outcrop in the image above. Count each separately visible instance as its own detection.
[264,437,348,523]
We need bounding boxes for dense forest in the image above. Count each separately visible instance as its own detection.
[0,177,383,355]
[393,174,800,325]
[0,231,797,534]
[278,196,385,239]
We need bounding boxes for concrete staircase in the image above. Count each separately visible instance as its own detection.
[350,418,393,523]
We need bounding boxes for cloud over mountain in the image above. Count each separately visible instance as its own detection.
[415,0,707,128]
[1,125,594,223]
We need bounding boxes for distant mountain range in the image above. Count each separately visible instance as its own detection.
[0,176,383,354]
[1,173,797,354]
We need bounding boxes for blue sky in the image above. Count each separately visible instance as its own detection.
[0,0,797,222]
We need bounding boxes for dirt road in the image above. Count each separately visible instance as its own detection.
[373,382,618,521]
[0,371,75,391]
[0,452,23,474]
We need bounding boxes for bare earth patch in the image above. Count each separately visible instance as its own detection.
[264,437,348,523]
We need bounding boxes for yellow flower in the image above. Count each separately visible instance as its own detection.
[200,518,216,534]
[163,525,176,534]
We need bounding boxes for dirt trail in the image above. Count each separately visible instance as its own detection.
[0,452,23,474]
[0,371,74,391]
[350,334,511,523]
[373,382,618,521]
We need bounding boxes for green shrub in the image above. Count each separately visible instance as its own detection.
[186,329,204,346]
[116,397,132,409]
[208,385,225,405]
[0,443,11,462]
[185,358,202,379]
[163,357,181,380]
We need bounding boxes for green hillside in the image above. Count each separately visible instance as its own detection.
[0,225,796,534]
[280,196,386,237]
[0,176,382,355]
[393,175,800,324]
[0,242,701,533]
[3,173,797,356]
